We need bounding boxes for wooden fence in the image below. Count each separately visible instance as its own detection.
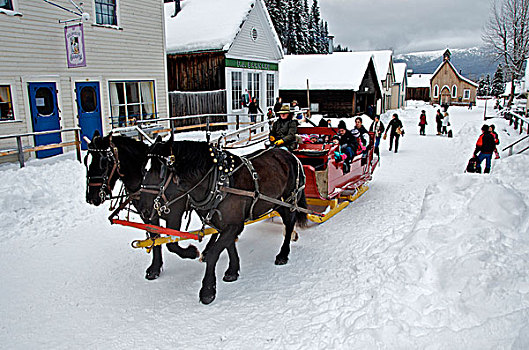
[168,90,227,131]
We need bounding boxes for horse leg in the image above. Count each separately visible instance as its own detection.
[145,229,163,280]
[222,239,240,282]
[200,233,218,262]
[199,225,241,304]
[165,208,200,260]
[275,207,296,265]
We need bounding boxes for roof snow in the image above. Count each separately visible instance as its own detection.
[352,50,392,83]
[394,63,407,84]
[165,0,255,54]
[279,52,377,91]
[408,74,433,88]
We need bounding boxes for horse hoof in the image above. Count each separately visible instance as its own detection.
[223,273,239,282]
[199,287,216,305]
[275,256,288,265]
[185,245,200,259]
[145,270,160,280]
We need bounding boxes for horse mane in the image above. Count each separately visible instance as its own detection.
[151,140,213,179]
[111,135,149,162]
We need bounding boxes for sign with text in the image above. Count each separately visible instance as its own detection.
[225,58,278,71]
[64,23,86,68]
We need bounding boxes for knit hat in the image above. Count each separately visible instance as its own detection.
[338,120,347,130]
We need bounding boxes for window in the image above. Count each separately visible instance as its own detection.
[109,81,155,128]
[231,71,242,110]
[0,85,14,121]
[95,0,117,26]
[463,89,470,100]
[0,0,13,11]
[266,74,274,108]
[452,85,457,98]
[433,85,439,98]
[247,72,260,103]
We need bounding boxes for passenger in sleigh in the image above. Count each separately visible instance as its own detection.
[333,120,364,173]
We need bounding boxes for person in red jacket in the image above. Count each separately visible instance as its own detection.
[474,124,497,173]
[418,110,427,135]
[490,124,500,159]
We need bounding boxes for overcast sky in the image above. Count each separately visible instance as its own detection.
[319,0,491,54]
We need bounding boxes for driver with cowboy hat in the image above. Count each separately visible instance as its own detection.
[269,104,298,151]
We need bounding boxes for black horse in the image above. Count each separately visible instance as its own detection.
[139,139,308,304]
[84,131,199,280]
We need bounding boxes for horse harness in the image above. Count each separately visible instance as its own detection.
[141,145,313,234]
[86,135,124,202]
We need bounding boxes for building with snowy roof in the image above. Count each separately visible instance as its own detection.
[278,52,382,116]
[430,49,478,106]
[406,73,433,102]
[164,0,282,128]
[0,0,169,161]
[392,63,407,109]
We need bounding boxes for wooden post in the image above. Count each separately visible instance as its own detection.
[16,136,24,168]
[170,119,175,138]
[74,130,81,163]
[306,79,311,119]
[236,115,240,130]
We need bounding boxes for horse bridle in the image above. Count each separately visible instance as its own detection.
[86,138,123,202]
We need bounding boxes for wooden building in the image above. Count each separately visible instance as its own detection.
[0,0,168,158]
[164,0,283,128]
[370,50,395,113]
[406,72,432,102]
[391,62,407,109]
[279,52,381,116]
[430,49,478,106]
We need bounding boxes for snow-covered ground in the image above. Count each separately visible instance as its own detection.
[1,100,529,349]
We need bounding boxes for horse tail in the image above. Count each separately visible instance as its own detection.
[296,190,308,228]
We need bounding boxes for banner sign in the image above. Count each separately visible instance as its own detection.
[225,58,278,71]
[64,23,86,68]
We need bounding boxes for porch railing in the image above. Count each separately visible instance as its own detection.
[0,128,82,168]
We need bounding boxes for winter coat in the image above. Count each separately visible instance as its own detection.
[492,131,500,145]
[387,118,403,135]
[419,114,427,125]
[442,113,450,127]
[270,118,298,151]
[338,130,359,152]
[436,112,443,124]
[355,125,369,146]
[475,132,496,154]
[369,120,385,137]
[248,101,262,115]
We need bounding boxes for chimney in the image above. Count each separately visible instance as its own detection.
[327,35,334,54]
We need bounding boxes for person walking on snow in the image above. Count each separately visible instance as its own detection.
[418,110,427,135]
[441,110,450,135]
[384,113,403,153]
[369,115,385,156]
[490,124,500,159]
[435,109,443,135]
[474,124,497,173]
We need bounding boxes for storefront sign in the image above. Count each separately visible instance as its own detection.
[225,58,278,71]
[64,23,86,68]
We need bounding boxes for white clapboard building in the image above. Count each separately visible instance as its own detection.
[0,0,168,159]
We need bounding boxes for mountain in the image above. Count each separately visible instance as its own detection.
[395,47,498,81]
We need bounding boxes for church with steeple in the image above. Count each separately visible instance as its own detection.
[430,49,478,106]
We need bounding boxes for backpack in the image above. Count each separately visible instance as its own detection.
[466,156,478,173]
[447,129,453,138]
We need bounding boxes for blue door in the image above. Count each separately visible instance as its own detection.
[28,82,62,158]
[76,82,102,150]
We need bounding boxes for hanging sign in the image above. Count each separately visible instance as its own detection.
[64,23,86,68]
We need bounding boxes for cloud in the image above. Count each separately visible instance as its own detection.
[319,0,491,53]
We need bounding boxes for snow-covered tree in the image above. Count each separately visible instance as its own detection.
[491,64,506,97]
[482,0,529,105]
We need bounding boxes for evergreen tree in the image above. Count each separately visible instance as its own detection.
[491,64,505,97]
[484,74,491,96]
[477,77,486,96]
